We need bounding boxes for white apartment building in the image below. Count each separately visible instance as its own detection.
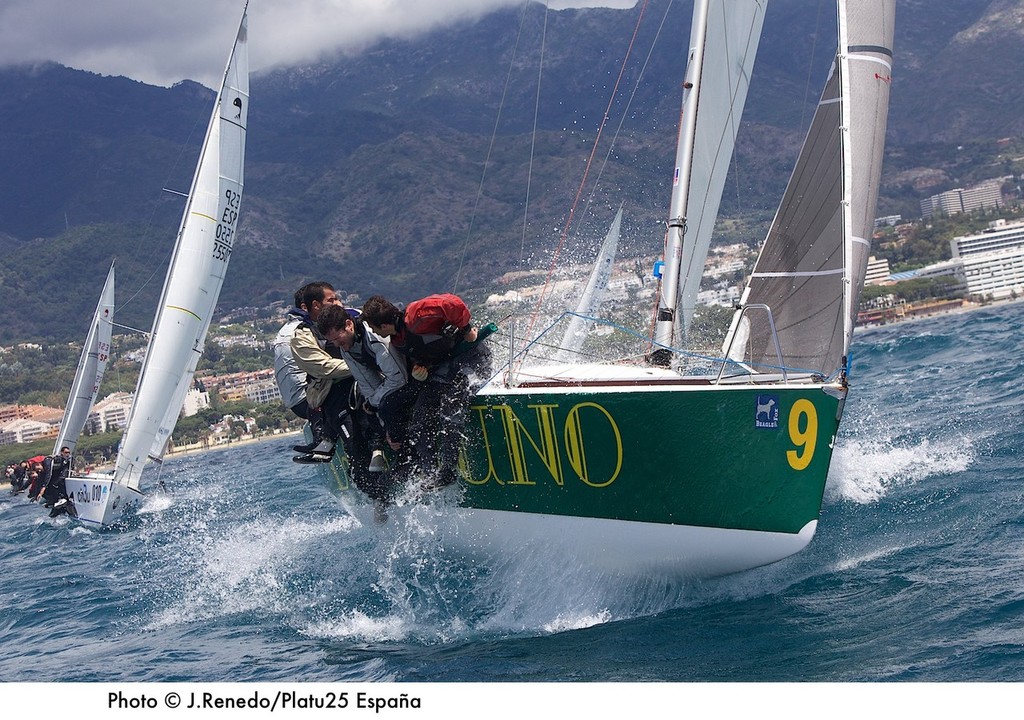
[865,256,892,285]
[242,379,282,406]
[920,177,1008,219]
[182,387,211,417]
[0,418,56,445]
[875,214,902,228]
[88,392,133,433]
[949,219,1024,300]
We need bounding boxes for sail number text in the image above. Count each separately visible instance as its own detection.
[73,482,105,504]
[213,188,241,261]
[786,399,817,470]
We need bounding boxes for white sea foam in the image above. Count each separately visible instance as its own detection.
[833,544,904,572]
[144,514,362,630]
[137,491,173,515]
[304,609,410,642]
[542,609,613,633]
[826,435,974,504]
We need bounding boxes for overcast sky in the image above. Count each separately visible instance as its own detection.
[0,0,637,88]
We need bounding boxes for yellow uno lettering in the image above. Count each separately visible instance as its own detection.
[786,398,817,471]
[463,405,511,486]
[564,402,623,488]
[500,404,563,486]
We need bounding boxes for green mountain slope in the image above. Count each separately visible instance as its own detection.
[1,0,1021,343]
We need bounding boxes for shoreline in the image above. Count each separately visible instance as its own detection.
[164,428,303,459]
[84,428,305,472]
[856,295,1024,332]
[165,428,301,456]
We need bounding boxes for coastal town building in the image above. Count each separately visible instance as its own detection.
[884,218,1024,302]
[889,258,964,286]
[864,256,892,285]
[0,404,29,424]
[199,368,281,407]
[920,177,1008,219]
[874,214,902,228]
[950,219,1024,300]
[0,417,57,445]
[181,386,211,417]
[88,392,133,434]
[18,404,64,424]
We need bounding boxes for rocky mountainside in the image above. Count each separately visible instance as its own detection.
[0,0,1021,343]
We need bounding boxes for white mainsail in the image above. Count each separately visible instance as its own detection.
[652,0,766,358]
[114,9,249,489]
[555,205,622,362]
[53,261,115,456]
[724,0,894,378]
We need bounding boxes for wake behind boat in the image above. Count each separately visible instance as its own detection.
[319,0,894,577]
[66,6,249,528]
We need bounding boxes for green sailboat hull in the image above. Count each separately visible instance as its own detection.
[462,382,842,534]
[319,377,845,576]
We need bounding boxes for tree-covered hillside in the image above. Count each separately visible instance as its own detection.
[2,0,1023,344]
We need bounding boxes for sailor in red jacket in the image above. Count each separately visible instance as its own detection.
[363,293,477,380]
[361,293,490,489]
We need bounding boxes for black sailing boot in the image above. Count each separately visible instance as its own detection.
[293,406,328,453]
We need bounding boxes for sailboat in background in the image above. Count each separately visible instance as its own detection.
[52,261,115,458]
[554,205,622,363]
[66,6,249,528]
[325,0,894,578]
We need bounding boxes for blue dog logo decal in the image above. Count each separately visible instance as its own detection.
[755,394,779,429]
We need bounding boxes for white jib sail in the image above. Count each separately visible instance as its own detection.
[653,0,766,353]
[555,206,622,362]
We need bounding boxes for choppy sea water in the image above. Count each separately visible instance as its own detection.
[2,302,1023,688]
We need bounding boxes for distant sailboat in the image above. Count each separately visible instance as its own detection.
[53,261,115,457]
[66,6,249,527]
[554,205,622,363]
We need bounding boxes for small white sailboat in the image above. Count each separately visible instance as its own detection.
[66,6,249,527]
[554,205,622,363]
[53,261,115,457]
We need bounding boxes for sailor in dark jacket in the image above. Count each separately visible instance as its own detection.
[40,446,72,507]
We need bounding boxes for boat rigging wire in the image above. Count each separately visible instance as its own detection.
[511,0,659,376]
[451,0,535,295]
